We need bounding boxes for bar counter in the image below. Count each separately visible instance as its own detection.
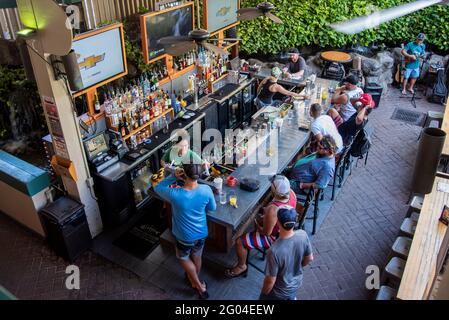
[204,115,310,251]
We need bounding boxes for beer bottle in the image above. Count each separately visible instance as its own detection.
[94,92,101,113]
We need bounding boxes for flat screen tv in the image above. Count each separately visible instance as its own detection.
[141,2,194,63]
[72,23,128,97]
[203,0,239,34]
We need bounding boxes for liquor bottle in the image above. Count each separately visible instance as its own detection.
[94,92,101,113]
[119,120,126,137]
[123,116,130,135]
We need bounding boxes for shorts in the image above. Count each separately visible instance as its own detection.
[175,238,206,261]
[254,97,282,109]
[241,231,276,250]
[404,68,420,79]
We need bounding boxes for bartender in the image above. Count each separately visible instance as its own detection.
[160,129,207,170]
[282,48,306,79]
[255,67,306,109]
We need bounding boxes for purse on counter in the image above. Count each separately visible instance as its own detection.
[239,178,260,192]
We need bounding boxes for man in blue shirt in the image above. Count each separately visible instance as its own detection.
[289,135,336,194]
[154,162,216,299]
[401,33,426,95]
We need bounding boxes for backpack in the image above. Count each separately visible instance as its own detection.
[350,122,374,159]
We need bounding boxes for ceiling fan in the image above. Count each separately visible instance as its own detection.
[330,0,447,34]
[236,1,283,24]
[159,0,240,57]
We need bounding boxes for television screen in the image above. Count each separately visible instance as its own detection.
[84,133,108,160]
[72,25,126,93]
[205,0,238,33]
[143,4,194,61]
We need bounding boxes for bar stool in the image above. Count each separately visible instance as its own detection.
[424,111,444,129]
[400,218,417,238]
[391,236,413,260]
[406,195,423,218]
[383,257,406,288]
[375,285,397,300]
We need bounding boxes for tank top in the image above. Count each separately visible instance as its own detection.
[258,79,277,104]
[268,190,297,238]
[340,87,363,122]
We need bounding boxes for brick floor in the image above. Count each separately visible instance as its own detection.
[0,85,444,300]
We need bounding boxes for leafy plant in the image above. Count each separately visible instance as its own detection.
[238,0,449,55]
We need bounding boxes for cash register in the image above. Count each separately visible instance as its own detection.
[83,133,119,173]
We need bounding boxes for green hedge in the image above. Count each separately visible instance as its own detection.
[238,0,449,55]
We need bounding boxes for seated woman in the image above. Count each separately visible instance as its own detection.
[254,67,305,109]
[160,129,206,169]
[338,93,375,145]
[288,135,337,194]
[224,175,297,278]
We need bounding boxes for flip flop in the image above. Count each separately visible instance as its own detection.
[197,281,209,300]
[224,266,248,278]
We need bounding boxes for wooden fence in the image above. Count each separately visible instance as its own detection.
[0,0,159,39]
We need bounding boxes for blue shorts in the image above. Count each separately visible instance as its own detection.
[404,68,420,79]
[175,238,206,261]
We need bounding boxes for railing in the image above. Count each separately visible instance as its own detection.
[0,0,158,40]
[0,8,22,40]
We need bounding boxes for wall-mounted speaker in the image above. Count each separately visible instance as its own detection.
[61,50,83,92]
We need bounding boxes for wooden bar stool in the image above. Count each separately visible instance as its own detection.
[400,218,418,238]
[382,257,406,288]
[391,236,413,260]
[375,285,397,300]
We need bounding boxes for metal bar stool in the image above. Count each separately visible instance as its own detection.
[406,195,423,218]
[376,285,398,300]
[391,236,413,260]
[400,218,418,238]
[382,257,407,288]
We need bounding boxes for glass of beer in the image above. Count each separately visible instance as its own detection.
[229,190,237,207]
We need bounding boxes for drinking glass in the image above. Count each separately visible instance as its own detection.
[219,191,227,205]
[229,190,237,207]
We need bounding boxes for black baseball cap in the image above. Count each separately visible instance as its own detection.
[417,33,426,41]
[288,48,300,55]
[344,74,358,85]
[277,207,297,230]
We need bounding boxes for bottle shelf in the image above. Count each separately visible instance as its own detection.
[122,107,174,140]
[170,64,196,80]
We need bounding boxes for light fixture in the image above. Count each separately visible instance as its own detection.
[16,28,36,38]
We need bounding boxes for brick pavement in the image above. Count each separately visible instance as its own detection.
[0,85,444,300]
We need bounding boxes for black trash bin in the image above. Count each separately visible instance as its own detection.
[40,197,92,262]
[364,83,383,109]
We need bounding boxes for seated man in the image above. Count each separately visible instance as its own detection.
[225,175,297,278]
[282,48,306,79]
[338,93,375,145]
[289,135,337,194]
[309,103,343,154]
[328,75,364,128]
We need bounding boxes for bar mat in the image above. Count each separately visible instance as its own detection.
[390,107,426,126]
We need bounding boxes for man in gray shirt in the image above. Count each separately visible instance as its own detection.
[260,207,314,300]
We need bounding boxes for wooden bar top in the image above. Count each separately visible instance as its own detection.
[440,100,449,155]
[397,176,449,300]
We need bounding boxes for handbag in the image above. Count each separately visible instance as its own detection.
[239,178,260,192]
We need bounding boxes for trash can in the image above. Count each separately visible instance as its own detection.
[40,197,92,262]
[411,127,446,194]
[364,83,383,109]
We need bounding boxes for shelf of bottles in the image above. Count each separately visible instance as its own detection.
[196,47,230,90]
[102,72,188,149]
[171,50,196,74]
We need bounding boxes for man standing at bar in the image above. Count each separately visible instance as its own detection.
[282,48,306,79]
[260,207,313,300]
[154,162,216,299]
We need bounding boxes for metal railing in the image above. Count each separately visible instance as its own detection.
[0,0,157,39]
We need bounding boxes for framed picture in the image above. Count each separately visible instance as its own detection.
[140,2,195,64]
[203,0,239,34]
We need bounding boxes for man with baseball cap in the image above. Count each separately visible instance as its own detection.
[225,175,297,278]
[338,93,375,144]
[260,207,313,300]
[328,74,364,128]
[282,47,306,79]
[401,33,426,95]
